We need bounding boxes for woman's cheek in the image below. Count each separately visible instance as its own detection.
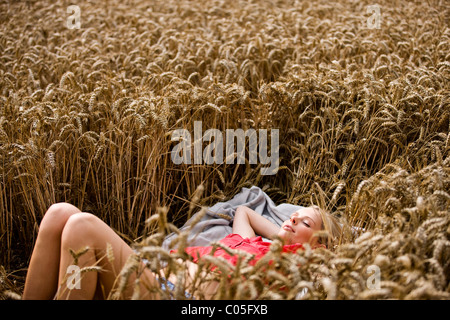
[295,227,311,243]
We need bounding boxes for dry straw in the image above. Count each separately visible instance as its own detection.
[0,0,449,299]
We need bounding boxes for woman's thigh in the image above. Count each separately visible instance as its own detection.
[58,212,159,299]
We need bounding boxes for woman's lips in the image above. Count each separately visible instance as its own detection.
[283,225,294,232]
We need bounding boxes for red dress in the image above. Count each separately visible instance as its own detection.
[182,233,304,267]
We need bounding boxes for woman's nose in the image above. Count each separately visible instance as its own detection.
[291,216,298,225]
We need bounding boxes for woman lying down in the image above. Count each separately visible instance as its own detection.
[22,203,341,299]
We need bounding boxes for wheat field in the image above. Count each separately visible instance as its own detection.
[0,0,449,299]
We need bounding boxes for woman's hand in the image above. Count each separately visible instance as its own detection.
[232,206,280,239]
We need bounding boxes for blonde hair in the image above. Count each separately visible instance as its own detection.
[311,205,342,248]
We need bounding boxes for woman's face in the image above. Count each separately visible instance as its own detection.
[277,207,323,245]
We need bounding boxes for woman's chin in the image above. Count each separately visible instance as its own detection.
[277,232,291,244]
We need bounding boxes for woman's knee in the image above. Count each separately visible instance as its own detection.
[39,203,81,236]
[61,212,99,248]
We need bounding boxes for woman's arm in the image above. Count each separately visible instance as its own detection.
[232,206,280,239]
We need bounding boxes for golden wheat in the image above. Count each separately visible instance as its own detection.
[0,0,449,299]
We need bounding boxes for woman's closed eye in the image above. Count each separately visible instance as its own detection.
[290,215,312,228]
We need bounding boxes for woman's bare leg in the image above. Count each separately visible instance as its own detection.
[55,212,159,299]
[55,213,219,299]
[23,203,217,300]
[23,203,81,299]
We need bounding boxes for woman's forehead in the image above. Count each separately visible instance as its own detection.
[292,207,321,220]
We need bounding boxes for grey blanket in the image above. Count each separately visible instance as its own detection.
[162,186,303,249]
